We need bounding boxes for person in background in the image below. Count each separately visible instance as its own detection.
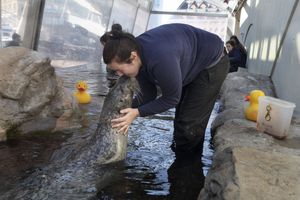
[230,35,247,68]
[101,23,230,157]
[6,33,21,47]
[226,40,243,72]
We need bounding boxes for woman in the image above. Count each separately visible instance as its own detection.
[226,40,243,72]
[101,23,230,156]
[230,35,247,67]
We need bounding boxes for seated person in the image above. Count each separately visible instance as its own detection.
[226,40,243,72]
[6,33,21,47]
[230,35,247,67]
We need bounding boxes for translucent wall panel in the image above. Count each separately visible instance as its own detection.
[138,0,152,10]
[132,7,150,36]
[18,0,45,49]
[107,0,138,33]
[0,0,27,48]
[38,0,113,66]
[152,0,182,12]
[132,0,152,36]
[148,13,228,42]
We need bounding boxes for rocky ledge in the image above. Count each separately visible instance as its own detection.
[0,47,80,141]
[199,69,300,200]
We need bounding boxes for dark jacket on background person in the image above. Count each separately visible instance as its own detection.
[6,33,21,47]
[240,50,247,67]
[230,35,247,68]
[228,47,243,72]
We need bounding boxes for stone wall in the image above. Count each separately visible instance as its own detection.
[199,69,300,200]
[0,47,80,141]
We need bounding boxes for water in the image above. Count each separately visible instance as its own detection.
[97,104,218,200]
[0,62,217,200]
[0,131,71,194]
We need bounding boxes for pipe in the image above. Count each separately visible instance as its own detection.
[243,23,252,44]
[106,0,115,32]
[145,0,153,31]
[270,0,299,78]
[132,3,140,33]
[0,0,2,48]
[33,0,45,50]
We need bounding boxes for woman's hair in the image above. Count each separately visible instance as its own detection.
[111,23,122,32]
[230,35,247,54]
[101,24,141,64]
[12,33,21,40]
[229,35,240,45]
[100,33,109,45]
[226,40,236,47]
[100,23,123,45]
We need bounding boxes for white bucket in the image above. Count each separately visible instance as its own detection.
[257,96,296,139]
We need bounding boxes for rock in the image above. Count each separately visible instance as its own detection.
[213,119,300,156]
[199,147,300,200]
[211,70,277,137]
[199,70,300,199]
[0,127,6,141]
[219,70,276,111]
[0,47,80,141]
[211,108,245,137]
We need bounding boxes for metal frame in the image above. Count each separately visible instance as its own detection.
[150,10,228,17]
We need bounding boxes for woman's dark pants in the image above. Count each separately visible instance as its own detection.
[171,55,230,156]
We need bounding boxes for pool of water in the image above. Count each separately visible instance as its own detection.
[96,101,217,200]
[0,62,216,200]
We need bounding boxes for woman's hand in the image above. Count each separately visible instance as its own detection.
[111,108,139,135]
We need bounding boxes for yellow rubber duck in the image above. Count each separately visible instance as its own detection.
[73,81,91,104]
[245,89,265,122]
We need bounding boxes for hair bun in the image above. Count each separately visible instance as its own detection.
[111,23,122,32]
[109,31,122,39]
[109,24,123,39]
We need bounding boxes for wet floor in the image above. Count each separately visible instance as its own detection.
[0,62,217,200]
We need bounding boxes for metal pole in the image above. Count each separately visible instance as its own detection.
[270,0,299,78]
[0,0,2,48]
[132,3,140,34]
[145,0,153,31]
[150,10,227,17]
[33,0,45,50]
[106,0,115,32]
